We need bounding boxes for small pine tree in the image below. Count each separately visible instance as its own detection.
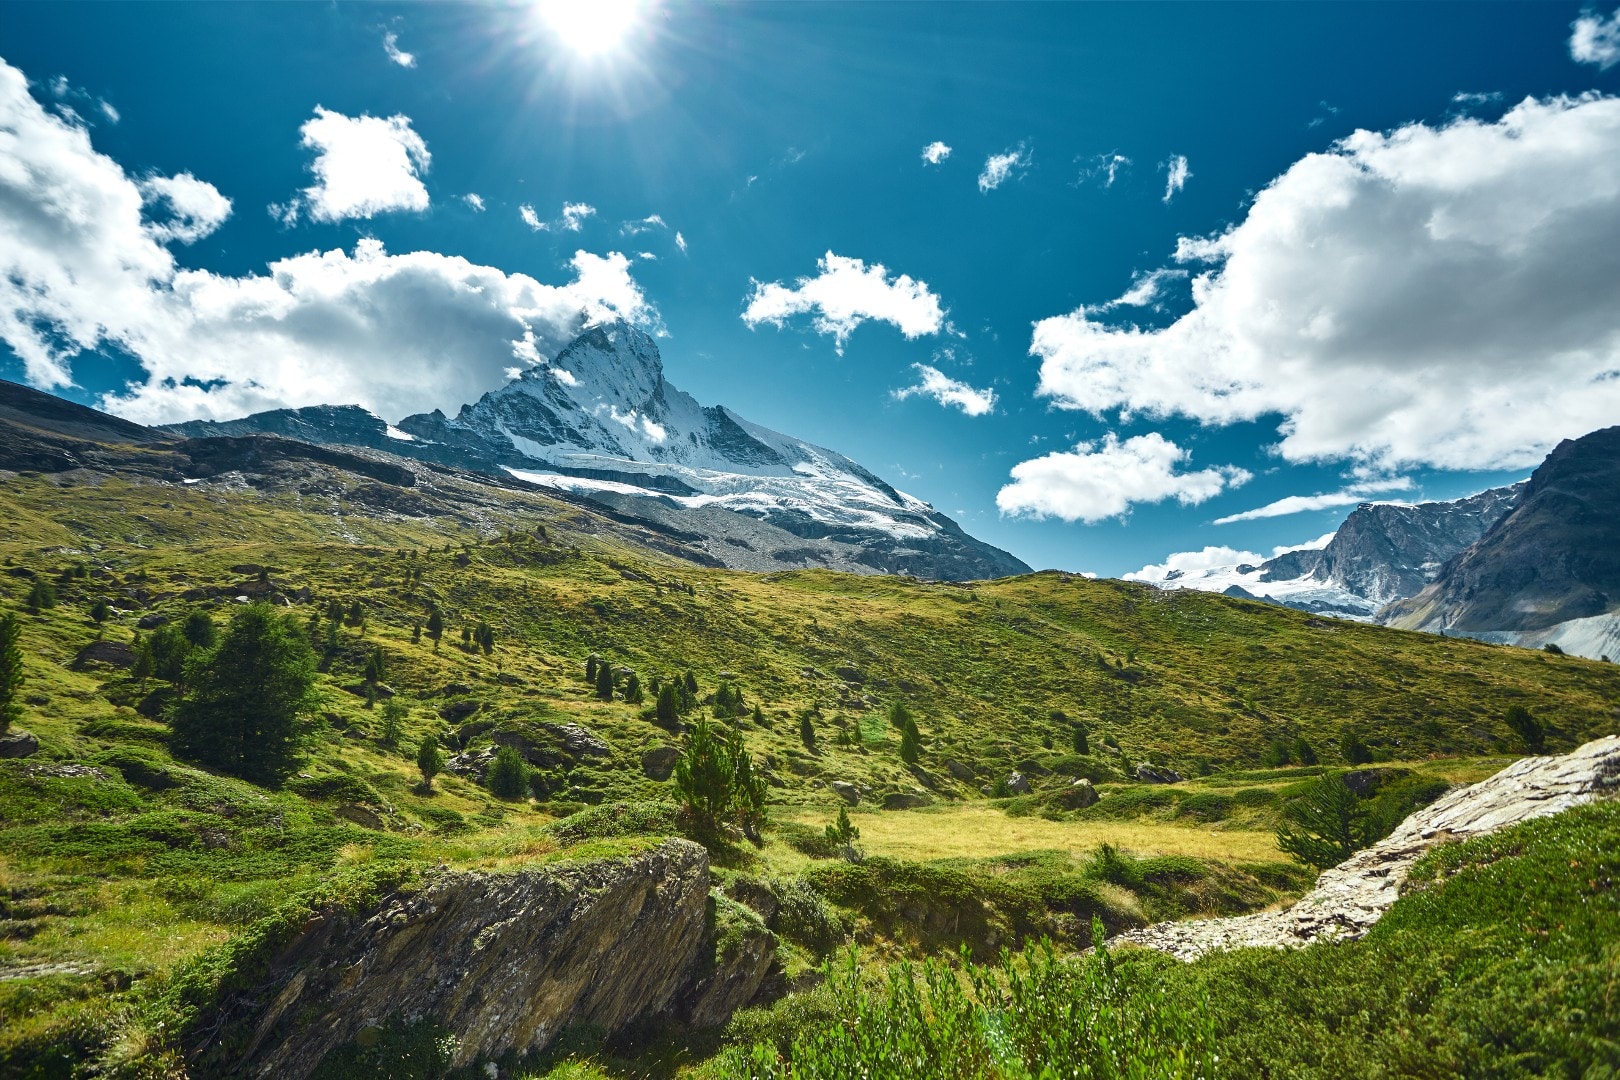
[89,600,111,627]
[624,671,643,704]
[1071,723,1089,756]
[346,600,363,627]
[0,614,23,734]
[1262,737,1294,768]
[683,670,699,695]
[1339,732,1374,765]
[488,745,529,800]
[887,701,912,730]
[461,624,472,650]
[323,619,340,656]
[326,598,345,624]
[800,712,816,751]
[585,655,600,683]
[673,718,733,832]
[362,647,384,685]
[181,610,217,649]
[476,621,494,655]
[825,805,859,847]
[596,662,615,701]
[417,734,442,790]
[131,637,154,684]
[1292,736,1318,766]
[1504,705,1546,754]
[899,716,922,764]
[655,683,680,730]
[363,682,378,710]
[25,579,56,614]
[380,697,406,746]
[752,703,768,728]
[411,620,422,644]
[1276,772,1365,869]
[426,609,444,648]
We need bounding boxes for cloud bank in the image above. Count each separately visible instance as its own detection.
[1029,94,1620,473]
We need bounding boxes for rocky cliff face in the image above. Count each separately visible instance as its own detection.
[1134,484,1523,618]
[1263,485,1523,608]
[158,322,1031,582]
[1383,426,1620,634]
[206,839,777,1079]
[1117,735,1620,960]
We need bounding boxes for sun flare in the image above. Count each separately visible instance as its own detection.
[535,0,643,59]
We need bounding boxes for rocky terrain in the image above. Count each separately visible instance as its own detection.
[1117,734,1620,960]
[205,839,775,1079]
[159,322,1029,582]
[1384,426,1620,647]
[1136,484,1524,618]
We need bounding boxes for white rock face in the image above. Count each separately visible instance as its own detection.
[1115,736,1620,960]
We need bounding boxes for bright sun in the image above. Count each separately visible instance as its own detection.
[535,0,643,59]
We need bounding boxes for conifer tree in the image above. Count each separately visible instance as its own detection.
[596,662,615,701]
[169,604,319,784]
[683,670,699,695]
[751,703,768,728]
[488,745,529,800]
[1276,773,1365,869]
[417,733,442,790]
[346,600,363,627]
[362,647,384,685]
[89,600,111,629]
[899,718,922,764]
[655,683,680,730]
[1504,705,1546,754]
[426,609,444,648]
[1071,723,1089,756]
[411,620,422,644]
[624,671,643,704]
[800,712,816,751]
[25,579,55,614]
[825,805,859,848]
[380,697,406,746]
[585,655,599,683]
[0,614,23,734]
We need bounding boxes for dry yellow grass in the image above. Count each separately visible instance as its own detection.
[783,806,1287,864]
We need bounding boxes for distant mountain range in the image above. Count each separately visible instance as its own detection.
[149,322,1030,581]
[1137,425,1620,661]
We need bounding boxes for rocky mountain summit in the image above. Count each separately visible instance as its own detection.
[1118,735,1620,960]
[1138,484,1524,618]
[162,322,1029,581]
[1383,426,1620,654]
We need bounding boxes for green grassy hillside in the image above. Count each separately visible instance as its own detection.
[1,463,1617,1076]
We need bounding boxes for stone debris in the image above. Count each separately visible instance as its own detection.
[1117,736,1620,960]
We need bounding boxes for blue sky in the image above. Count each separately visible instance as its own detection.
[3,2,1620,576]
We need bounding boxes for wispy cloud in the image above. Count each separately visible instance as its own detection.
[463,193,485,212]
[893,363,995,416]
[560,202,595,232]
[1161,154,1191,202]
[1212,479,1415,524]
[383,31,416,68]
[620,214,666,236]
[674,231,688,255]
[978,143,1031,193]
[519,203,544,230]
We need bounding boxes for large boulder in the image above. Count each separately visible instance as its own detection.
[0,730,39,759]
[207,839,774,1078]
[830,781,861,806]
[1004,772,1031,795]
[641,745,681,781]
[943,759,976,782]
[1053,778,1099,810]
[881,791,931,810]
[69,640,135,670]
[1134,763,1184,785]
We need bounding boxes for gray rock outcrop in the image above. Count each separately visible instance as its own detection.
[1117,736,1620,960]
[215,838,775,1078]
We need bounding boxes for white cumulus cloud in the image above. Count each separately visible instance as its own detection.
[1161,154,1191,202]
[978,143,1030,193]
[561,201,596,232]
[273,106,430,224]
[463,193,485,211]
[892,364,995,416]
[1571,7,1620,68]
[1030,94,1620,474]
[1212,479,1415,525]
[383,31,416,68]
[921,141,952,165]
[139,173,232,245]
[0,58,656,424]
[742,252,946,353]
[995,432,1250,523]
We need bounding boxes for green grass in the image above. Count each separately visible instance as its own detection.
[1,464,1617,1076]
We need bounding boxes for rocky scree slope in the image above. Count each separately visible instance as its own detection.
[1383,426,1620,653]
[161,322,1030,581]
[1117,734,1620,960]
[203,839,776,1079]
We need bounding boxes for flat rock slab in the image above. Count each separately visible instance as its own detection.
[1117,736,1620,961]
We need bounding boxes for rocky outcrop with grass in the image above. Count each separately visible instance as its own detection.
[1118,735,1620,959]
[218,838,776,1078]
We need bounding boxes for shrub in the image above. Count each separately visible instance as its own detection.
[1503,705,1546,754]
[0,613,21,734]
[1339,732,1374,765]
[25,579,55,614]
[416,735,442,790]
[487,746,529,800]
[772,877,845,957]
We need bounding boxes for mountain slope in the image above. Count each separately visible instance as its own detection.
[1383,426,1620,637]
[1136,485,1523,618]
[163,322,1030,581]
